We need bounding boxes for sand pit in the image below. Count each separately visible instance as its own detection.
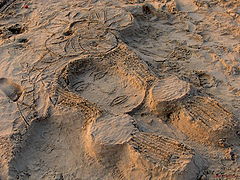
[0,0,239,179]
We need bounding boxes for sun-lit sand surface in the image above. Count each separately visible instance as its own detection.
[0,0,239,179]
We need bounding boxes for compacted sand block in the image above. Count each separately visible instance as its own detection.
[171,96,239,145]
[148,76,191,116]
[84,114,137,165]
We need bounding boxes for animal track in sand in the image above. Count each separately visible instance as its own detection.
[182,71,218,88]
[0,0,7,8]
[197,71,216,88]
[0,24,25,39]
[168,46,192,61]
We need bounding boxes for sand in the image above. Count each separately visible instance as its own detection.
[0,0,239,179]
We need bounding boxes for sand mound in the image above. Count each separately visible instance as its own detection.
[85,114,137,164]
[57,43,156,114]
[171,96,239,145]
[85,114,205,180]
[45,6,134,57]
[148,76,191,116]
[127,132,205,180]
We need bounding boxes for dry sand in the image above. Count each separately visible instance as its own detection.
[0,0,239,179]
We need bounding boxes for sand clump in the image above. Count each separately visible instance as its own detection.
[171,96,239,145]
[84,114,137,164]
[57,43,156,115]
[0,0,239,179]
[148,76,191,116]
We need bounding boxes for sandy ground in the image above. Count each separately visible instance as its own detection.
[0,0,239,179]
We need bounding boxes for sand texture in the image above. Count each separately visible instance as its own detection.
[0,0,239,179]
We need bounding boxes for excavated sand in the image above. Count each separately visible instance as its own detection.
[0,0,239,179]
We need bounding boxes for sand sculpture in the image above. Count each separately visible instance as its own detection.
[0,0,239,179]
[148,76,191,116]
